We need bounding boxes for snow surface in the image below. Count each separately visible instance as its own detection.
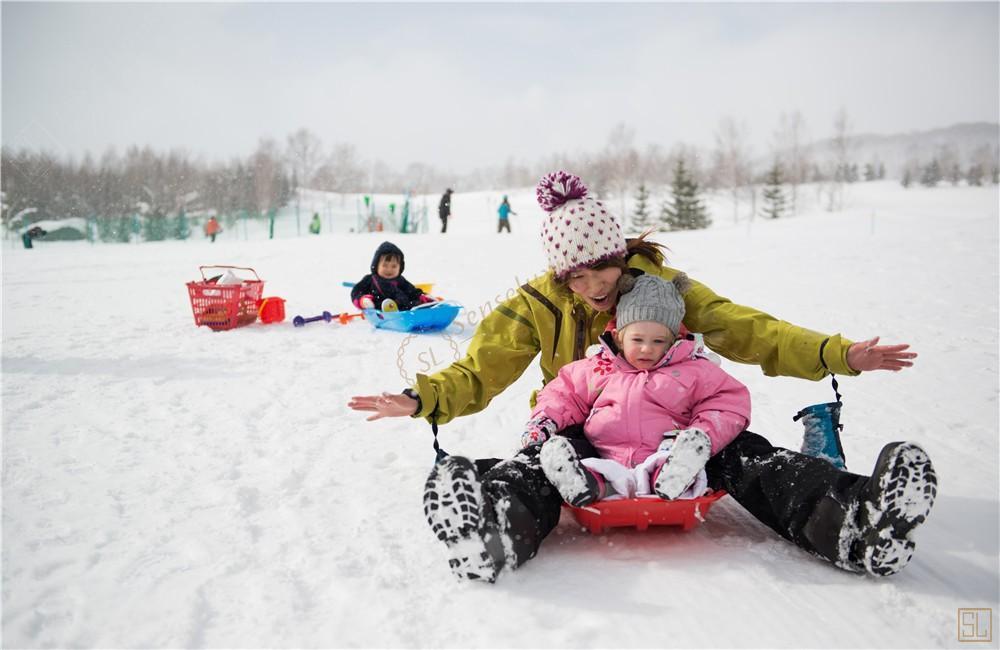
[2,182,998,648]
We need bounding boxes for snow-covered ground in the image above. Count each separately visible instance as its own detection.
[2,181,998,648]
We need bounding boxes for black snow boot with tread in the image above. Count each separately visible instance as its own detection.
[423,456,506,582]
[846,441,938,576]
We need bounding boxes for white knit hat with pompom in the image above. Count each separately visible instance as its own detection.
[535,171,627,279]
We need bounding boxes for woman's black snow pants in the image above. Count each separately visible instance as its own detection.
[474,429,869,570]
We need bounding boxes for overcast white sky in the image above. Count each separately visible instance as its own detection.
[2,2,997,171]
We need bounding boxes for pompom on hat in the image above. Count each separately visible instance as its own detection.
[536,171,627,279]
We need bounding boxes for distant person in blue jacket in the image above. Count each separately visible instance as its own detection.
[497,195,516,234]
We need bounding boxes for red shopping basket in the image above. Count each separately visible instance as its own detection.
[186,265,265,331]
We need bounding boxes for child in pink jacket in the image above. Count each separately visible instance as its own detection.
[524,273,751,507]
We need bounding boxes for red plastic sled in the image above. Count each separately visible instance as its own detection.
[563,490,727,534]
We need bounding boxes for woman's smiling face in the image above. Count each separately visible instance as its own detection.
[566,266,623,312]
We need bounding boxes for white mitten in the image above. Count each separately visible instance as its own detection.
[654,428,712,500]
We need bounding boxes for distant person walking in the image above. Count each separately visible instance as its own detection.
[21,225,47,249]
[497,195,516,233]
[204,216,222,243]
[309,212,322,235]
[438,188,453,233]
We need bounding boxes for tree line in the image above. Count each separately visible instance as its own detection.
[2,139,293,238]
[900,144,999,188]
[3,111,997,237]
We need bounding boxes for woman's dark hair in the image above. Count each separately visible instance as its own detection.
[623,230,668,266]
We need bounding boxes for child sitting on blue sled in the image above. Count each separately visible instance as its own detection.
[351,241,435,312]
[525,273,751,506]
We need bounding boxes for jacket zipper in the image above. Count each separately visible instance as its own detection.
[630,373,648,466]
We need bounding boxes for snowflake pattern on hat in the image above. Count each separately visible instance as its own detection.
[535,171,627,278]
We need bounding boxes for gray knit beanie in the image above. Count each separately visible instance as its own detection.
[616,273,690,335]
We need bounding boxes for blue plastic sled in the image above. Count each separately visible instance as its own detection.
[362,300,461,333]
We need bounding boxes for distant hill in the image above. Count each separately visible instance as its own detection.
[797,122,999,178]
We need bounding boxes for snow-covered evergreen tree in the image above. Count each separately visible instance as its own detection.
[948,163,963,186]
[967,164,984,186]
[760,161,787,219]
[142,210,169,242]
[173,209,190,240]
[630,182,654,233]
[920,159,942,187]
[661,158,711,231]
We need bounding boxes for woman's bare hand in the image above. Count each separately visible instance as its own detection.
[348,392,419,421]
[846,336,917,372]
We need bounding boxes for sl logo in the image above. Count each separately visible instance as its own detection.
[396,333,463,385]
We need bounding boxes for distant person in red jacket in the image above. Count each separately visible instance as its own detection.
[204,216,222,243]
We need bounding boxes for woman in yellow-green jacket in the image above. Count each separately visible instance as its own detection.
[349,171,936,583]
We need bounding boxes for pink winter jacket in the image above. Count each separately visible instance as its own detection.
[530,337,751,468]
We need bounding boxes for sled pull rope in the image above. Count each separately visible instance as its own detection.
[430,414,448,462]
[817,336,843,404]
[791,376,845,425]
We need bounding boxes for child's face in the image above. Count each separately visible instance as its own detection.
[615,321,675,370]
[376,255,401,279]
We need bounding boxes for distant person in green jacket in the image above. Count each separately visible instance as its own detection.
[21,225,47,249]
[309,212,321,235]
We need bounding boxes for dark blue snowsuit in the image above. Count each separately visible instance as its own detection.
[350,241,428,311]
